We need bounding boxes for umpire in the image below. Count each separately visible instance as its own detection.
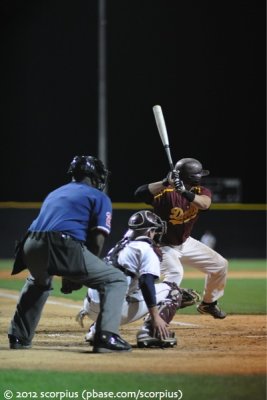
[8,155,131,353]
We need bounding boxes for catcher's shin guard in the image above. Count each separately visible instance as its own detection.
[137,282,181,348]
[159,281,183,320]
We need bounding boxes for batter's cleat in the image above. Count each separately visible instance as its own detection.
[136,330,177,349]
[197,302,226,319]
[93,331,132,353]
[8,334,31,350]
[85,322,96,345]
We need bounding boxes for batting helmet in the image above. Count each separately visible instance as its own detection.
[175,158,209,185]
[128,210,166,237]
[67,155,110,191]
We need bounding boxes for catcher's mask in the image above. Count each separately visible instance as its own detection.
[67,155,110,191]
[175,158,209,185]
[127,210,166,241]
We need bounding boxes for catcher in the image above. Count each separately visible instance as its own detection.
[75,210,201,348]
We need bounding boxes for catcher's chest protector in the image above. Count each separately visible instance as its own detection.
[104,238,130,268]
[104,237,158,269]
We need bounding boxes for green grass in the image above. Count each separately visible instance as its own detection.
[178,278,266,315]
[184,258,266,272]
[0,371,266,400]
[0,259,14,270]
[0,261,266,400]
[0,259,86,301]
[1,258,266,312]
[0,276,86,301]
[1,277,266,313]
[227,259,266,270]
[1,258,266,271]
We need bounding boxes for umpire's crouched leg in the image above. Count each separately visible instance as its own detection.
[82,249,131,352]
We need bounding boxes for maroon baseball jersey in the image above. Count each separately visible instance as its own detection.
[152,186,212,245]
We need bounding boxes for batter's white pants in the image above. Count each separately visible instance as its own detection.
[83,282,172,325]
[160,236,228,303]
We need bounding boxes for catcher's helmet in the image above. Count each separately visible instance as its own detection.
[67,155,109,191]
[175,158,209,185]
[128,210,166,238]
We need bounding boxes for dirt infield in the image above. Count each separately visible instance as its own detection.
[0,289,266,375]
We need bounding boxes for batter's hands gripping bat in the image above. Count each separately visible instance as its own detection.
[152,105,174,170]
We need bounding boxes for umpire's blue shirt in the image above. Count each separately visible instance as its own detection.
[29,182,112,242]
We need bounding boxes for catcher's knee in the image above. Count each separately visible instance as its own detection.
[156,283,183,324]
[165,282,183,308]
[157,283,202,318]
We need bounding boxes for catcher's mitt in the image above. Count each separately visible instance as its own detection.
[60,277,83,294]
[180,288,202,308]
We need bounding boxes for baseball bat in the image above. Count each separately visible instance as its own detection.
[152,105,174,170]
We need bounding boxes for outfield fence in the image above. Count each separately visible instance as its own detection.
[0,202,266,259]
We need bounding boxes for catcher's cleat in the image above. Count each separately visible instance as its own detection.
[8,334,31,350]
[180,288,202,308]
[136,330,177,349]
[85,322,96,345]
[197,302,226,319]
[93,331,132,353]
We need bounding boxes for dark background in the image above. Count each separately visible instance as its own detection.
[0,0,265,203]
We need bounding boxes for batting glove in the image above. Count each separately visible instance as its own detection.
[162,171,173,187]
[171,170,185,193]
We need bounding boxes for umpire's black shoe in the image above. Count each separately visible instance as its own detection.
[8,334,31,350]
[197,301,226,319]
[93,331,132,353]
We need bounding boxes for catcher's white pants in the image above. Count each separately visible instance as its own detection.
[83,282,172,325]
[160,236,228,303]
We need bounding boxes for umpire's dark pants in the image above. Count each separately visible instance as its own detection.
[8,234,127,345]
